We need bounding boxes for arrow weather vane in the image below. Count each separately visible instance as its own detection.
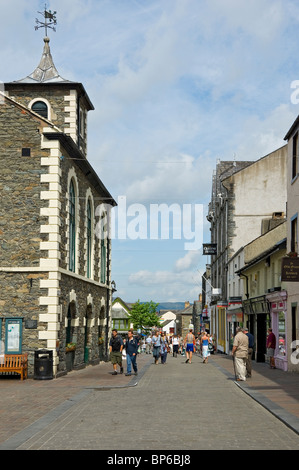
[35,4,57,36]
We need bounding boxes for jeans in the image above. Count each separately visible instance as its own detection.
[126,353,137,374]
[161,351,167,364]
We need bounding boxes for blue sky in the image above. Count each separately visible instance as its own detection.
[1,0,299,303]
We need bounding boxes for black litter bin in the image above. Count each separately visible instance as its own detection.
[34,349,53,380]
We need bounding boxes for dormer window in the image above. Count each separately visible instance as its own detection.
[31,100,48,119]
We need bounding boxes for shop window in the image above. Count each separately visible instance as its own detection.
[292,305,297,352]
[278,312,286,356]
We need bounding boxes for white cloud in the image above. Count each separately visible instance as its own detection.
[128,267,201,302]
[2,0,299,302]
[174,251,201,272]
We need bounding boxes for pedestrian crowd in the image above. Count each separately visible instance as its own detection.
[108,326,276,380]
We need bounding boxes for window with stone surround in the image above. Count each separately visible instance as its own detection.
[100,239,106,284]
[86,199,92,278]
[31,100,48,119]
[69,179,76,272]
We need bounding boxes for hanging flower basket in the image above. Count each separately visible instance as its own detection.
[66,342,76,353]
[287,252,298,258]
[98,337,104,345]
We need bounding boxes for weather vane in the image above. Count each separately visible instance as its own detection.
[35,4,57,36]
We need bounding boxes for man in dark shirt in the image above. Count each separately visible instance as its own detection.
[243,327,254,378]
[109,329,123,375]
[125,330,138,376]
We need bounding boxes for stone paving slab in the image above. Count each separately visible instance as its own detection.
[1,353,298,451]
[209,353,299,434]
[0,354,151,445]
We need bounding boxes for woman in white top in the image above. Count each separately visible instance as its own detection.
[172,335,179,357]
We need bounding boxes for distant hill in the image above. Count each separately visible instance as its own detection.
[112,299,186,312]
[157,302,185,312]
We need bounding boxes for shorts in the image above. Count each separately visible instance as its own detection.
[186,343,194,352]
[110,351,122,365]
[267,348,275,357]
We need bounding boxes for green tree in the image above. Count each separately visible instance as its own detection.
[128,300,160,331]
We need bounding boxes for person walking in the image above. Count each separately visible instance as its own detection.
[109,329,124,375]
[146,335,152,354]
[172,334,179,357]
[160,333,168,364]
[267,328,276,369]
[184,329,195,363]
[243,327,254,378]
[232,327,248,381]
[152,330,161,364]
[124,330,138,376]
[201,331,210,363]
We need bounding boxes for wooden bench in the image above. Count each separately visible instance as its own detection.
[0,354,28,380]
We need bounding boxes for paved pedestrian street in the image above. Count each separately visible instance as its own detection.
[1,353,299,451]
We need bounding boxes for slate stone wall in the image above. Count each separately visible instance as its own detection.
[57,272,108,372]
[0,100,49,267]
[6,85,69,132]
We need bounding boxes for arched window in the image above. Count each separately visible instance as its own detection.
[86,199,92,278]
[69,180,76,272]
[31,100,48,119]
[100,239,106,284]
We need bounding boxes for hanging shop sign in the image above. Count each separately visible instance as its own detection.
[281,257,299,282]
[202,243,217,255]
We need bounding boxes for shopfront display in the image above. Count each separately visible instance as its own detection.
[266,291,287,371]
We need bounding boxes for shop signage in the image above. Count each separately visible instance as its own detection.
[281,257,299,282]
[202,308,208,317]
[228,296,242,305]
[217,301,228,308]
[203,243,217,255]
[212,288,222,295]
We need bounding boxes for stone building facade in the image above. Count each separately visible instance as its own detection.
[284,115,299,373]
[0,36,116,376]
[207,147,287,353]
